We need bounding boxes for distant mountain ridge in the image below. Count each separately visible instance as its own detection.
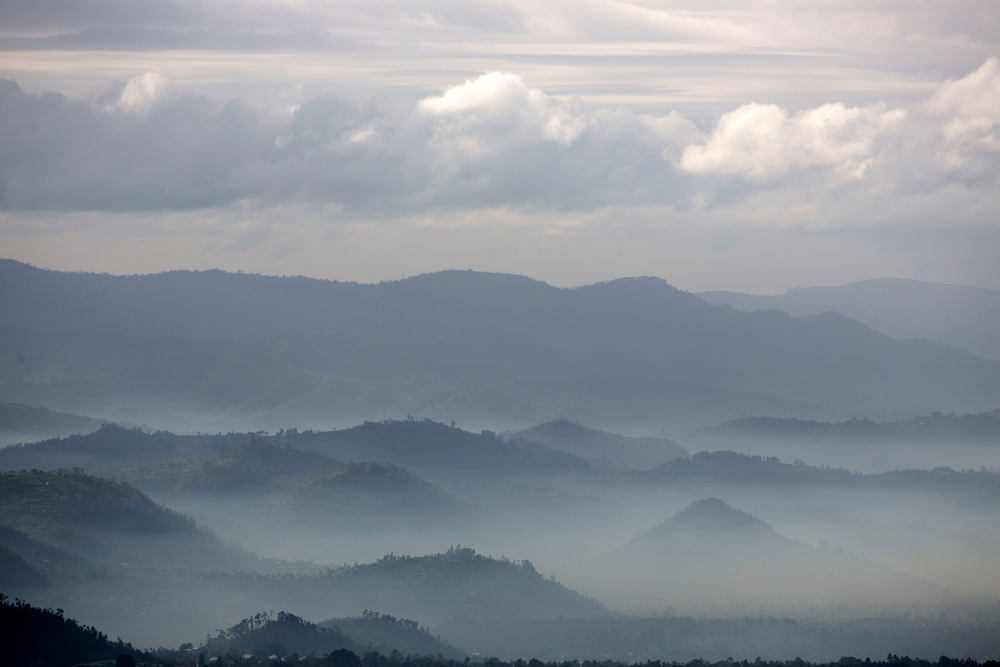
[512,418,688,469]
[693,409,1000,444]
[3,260,1000,430]
[0,400,101,438]
[697,277,1000,361]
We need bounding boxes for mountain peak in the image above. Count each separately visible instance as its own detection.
[654,498,773,534]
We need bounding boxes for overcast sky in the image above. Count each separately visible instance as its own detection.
[1,0,998,293]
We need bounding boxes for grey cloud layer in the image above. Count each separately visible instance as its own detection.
[3,0,997,57]
[1,62,998,222]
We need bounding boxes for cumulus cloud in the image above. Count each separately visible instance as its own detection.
[925,57,1000,167]
[679,102,906,179]
[1,60,999,227]
[418,72,592,159]
[107,72,166,115]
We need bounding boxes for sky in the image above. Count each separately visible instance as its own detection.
[0,0,998,293]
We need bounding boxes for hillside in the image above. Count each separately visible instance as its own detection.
[0,400,101,439]
[697,278,1000,361]
[0,469,254,570]
[692,409,1000,444]
[3,262,1000,431]
[320,611,464,659]
[290,462,465,527]
[512,418,688,469]
[631,451,1000,499]
[120,437,344,493]
[317,547,610,625]
[284,419,593,476]
[0,423,217,474]
[0,419,594,480]
[564,499,939,615]
[200,611,364,660]
[0,525,95,582]
[0,544,48,592]
[0,594,153,667]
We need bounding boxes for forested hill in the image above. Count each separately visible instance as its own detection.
[319,547,610,625]
[0,423,216,472]
[0,469,255,570]
[0,594,156,667]
[285,419,592,474]
[0,420,593,477]
[3,260,1000,421]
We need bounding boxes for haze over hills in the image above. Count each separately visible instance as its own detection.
[3,260,1000,434]
[512,419,688,469]
[697,278,1000,362]
[675,409,1000,474]
[0,399,102,447]
[3,261,1000,663]
[0,469,256,571]
[564,499,944,617]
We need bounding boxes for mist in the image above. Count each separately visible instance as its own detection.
[1,262,999,666]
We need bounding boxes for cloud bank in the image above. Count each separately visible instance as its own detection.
[1,63,998,232]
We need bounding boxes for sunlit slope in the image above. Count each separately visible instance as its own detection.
[566,499,945,615]
[3,261,999,424]
[513,418,688,469]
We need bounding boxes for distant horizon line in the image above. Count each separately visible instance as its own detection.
[2,256,990,297]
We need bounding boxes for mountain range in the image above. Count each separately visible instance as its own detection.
[3,260,999,433]
[698,278,1000,362]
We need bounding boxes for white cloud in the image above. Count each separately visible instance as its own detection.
[417,72,592,159]
[925,57,1000,166]
[640,111,702,160]
[344,126,378,144]
[108,72,166,115]
[679,102,906,179]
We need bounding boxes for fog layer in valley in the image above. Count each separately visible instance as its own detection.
[1,265,999,662]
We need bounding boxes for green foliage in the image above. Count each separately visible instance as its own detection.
[0,468,197,541]
[0,469,255,570]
